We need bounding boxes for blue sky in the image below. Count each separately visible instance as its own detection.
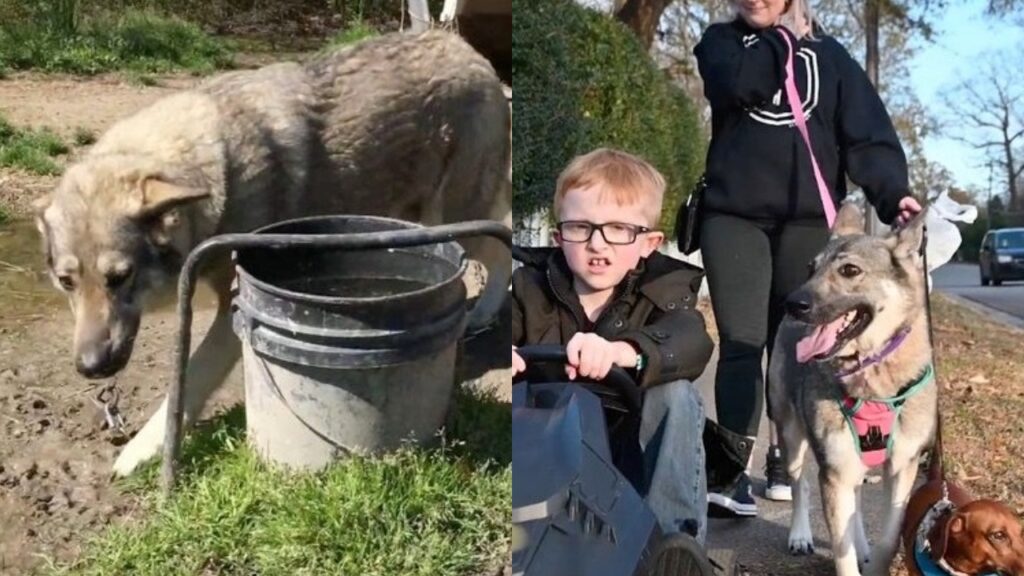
[909,0,1023,194]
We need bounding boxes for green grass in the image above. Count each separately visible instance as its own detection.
[72,126,96,146]
[324,20,378,48]
[0,9,232,75]
[0,204,9,224]
[0,114,68,175]
[52,386,511,576]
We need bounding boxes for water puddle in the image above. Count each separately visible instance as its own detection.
[0,220,64,327]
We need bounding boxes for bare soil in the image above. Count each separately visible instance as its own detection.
[0,71,512,575]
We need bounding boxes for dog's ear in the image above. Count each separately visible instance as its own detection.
[832,202,864,237]
[33,193,51,238]
[891,209,926,261]
[950,514,967,535]
[130,174,209,218]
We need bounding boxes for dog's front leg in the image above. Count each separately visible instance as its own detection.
[112,302,241,477]
[863,458,918,576]
[783,424,814,555]
[820,472,862,576]
[854,483,871,571]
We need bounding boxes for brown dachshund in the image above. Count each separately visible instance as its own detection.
[903,479,1024,575]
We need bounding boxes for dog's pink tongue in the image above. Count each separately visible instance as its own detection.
[796,317,846,363]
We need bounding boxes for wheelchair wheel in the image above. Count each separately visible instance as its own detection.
[647,533,716,576]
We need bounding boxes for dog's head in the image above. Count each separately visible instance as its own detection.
[786,202,927,366]
[938,500,1024,576]
[35,156,210,379]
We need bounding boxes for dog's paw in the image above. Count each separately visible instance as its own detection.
[787,535,814,556]
[112,433,162,477]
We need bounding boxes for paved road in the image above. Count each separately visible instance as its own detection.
[932,263,1024,322]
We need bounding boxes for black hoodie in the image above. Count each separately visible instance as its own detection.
[694,20,910,223]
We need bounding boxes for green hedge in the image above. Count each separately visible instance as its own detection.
[512,0,705,235]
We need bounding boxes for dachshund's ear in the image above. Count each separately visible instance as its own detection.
[949,515,966,534]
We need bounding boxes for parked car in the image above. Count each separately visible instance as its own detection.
[979,227,1024,286]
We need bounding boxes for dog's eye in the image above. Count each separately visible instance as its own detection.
[839,264,862,278]
[106,268,133,290]
[57,275,75,291]
[989,530,1008,543]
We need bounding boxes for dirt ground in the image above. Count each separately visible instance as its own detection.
[0,71,512,575]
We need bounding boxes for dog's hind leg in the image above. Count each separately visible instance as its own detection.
[461,195,512,335]
[862,458,918,576]
[782,421,814,555]
[113,271,241,476]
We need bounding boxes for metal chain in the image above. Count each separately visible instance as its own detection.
[92,383,128,436]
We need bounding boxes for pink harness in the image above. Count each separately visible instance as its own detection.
[839,364,934,468]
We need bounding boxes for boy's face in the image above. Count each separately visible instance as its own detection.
[555,185,665,295]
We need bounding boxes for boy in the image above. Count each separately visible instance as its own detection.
[511,148,715,543]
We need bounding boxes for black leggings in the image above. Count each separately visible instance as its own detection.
[700,212,830,437]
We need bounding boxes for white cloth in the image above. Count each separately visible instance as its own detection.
[924,192,978,290]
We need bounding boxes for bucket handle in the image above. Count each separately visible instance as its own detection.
[161,220,512,494]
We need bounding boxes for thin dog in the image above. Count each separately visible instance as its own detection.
[35,30,512,477]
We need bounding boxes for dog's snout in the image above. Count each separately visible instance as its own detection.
[76,342,116,379]
[785,290,814,319]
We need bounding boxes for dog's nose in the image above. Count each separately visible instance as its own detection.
[76,343,115,379]
[785,290,814,319]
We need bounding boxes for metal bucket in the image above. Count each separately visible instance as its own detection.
[231,215,469,469]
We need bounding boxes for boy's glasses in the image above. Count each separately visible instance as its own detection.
[556,221,652,245]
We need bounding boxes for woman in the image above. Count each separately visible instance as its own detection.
[694,0,922,517]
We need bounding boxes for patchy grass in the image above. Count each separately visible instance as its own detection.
[0,114,68,175]
[0,9,232,75]
[0,204,9,224]
[125,71,158,87]
[324,20,378,48]
[51,385,511,576]
[72,127,96,147]
[930,294,1024,511]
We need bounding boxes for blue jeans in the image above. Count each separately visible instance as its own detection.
[640,379,708,544]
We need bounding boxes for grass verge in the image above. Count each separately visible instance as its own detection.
[0,114,68,175]
[50,385,511,576]
[0,9,231,75]
[324,20,378,48]
[930,293,1024,510]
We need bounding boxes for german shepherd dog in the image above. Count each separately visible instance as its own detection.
[768,203,937,576]
[34,30,512,477]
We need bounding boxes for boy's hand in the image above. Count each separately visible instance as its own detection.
[512,346,526,374]
[565,333,638,381]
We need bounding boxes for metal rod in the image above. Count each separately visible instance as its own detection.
[160,220,512,494]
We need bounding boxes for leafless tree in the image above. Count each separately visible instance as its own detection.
[946,60,1024,210]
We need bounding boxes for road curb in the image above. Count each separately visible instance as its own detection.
[937,291,1024,332]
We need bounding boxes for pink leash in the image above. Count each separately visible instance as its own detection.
[778,29,836,229]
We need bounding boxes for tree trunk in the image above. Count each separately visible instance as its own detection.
[863,0,883,234]
[1005,142,1019,210]
[615,0,674,50]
